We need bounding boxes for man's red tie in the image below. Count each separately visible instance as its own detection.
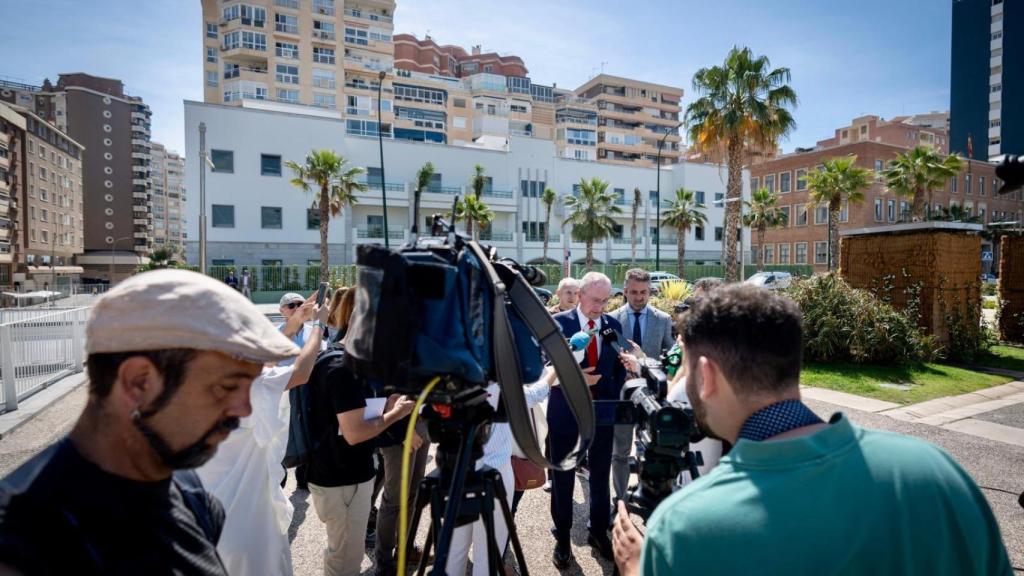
[586,319,598,367]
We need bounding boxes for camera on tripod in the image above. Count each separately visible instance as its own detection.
[621,355,705,520]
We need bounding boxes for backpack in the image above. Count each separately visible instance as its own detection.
[282,348,345,469]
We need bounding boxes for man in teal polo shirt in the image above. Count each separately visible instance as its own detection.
[611,284,1012,576]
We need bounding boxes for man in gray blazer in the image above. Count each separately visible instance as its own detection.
[610,268,675,506]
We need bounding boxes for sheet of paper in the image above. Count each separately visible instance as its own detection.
[364,398,386,420]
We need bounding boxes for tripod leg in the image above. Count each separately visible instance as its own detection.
[492,472,529,576]
[407,478,433,576]
[478,478,501,576]
[430,423,480,576]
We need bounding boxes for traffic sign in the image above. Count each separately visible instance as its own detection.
[982,251,993,262]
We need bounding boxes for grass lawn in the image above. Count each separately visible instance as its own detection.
[802,362,1011,405]
[973,344,1024,374]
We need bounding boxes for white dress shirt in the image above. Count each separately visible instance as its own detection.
[575,307,602,359]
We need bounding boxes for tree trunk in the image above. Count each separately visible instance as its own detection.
[586,240,593,271]
[828,200,840,271]
[757,225,766,272]
[319,185,330,283]
[543,205,551,262]
[911,186,926,222]
[677,227,686,279]
[724,137,743,282]
[926,187,934,221]
[631,205,638,264]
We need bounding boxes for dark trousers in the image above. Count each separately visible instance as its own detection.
[548,425,614,545]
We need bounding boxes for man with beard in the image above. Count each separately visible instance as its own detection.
[612,285,1011,576]
[0,269,298,576]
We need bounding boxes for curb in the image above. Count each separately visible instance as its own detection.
[800,386,900,413]
[0,372,88,440]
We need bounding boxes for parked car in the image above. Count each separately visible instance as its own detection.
[533,286,553,304]
[980,273,997,284]
[745,271,793,290]
[613,271,682,297]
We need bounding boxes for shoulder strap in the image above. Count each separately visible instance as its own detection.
[465,241,594,471]
[172,470,223,545]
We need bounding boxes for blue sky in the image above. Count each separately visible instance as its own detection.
[0,0,951,156]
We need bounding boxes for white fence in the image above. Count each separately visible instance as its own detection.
[0,307,87,412]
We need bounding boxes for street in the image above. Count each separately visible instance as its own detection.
[0,383,1021,575]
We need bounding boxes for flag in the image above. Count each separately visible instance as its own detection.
[967,134,974,159]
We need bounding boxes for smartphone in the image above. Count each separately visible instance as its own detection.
[316,282,329,306]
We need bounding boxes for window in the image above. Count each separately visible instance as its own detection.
[260,154,281,176]
[750,177,759,191]
[714,227,723,242]
[313,0,335,16]
[307,208,320,230]
[453,98,466,108]
[979,176,986,196]
[276,64,299,84]
[814,242,828,265]
[714,192,724,204]
[29,207,35,220]
[277,88,299,103]
[276,42,299,59]
[694,225,704,241]
[779,172,791,193]
[840,202,849,223]
[313,69,335,89]
[965,174,972,194]
[40,209,48,222]
[796,169,807,191]
[694,191,705,204]
[41,230,48,244]
[241,30,266,50]
[313,19,335,40]
[874,198,883,222]
[261,206,282,229]
[394,84,446,106]
[763,245,774,264]
[814,203,828,225]
[212,204,235,228]
[206,22,218,38]
[795,243,808,264]
[313,47,335,64]
[206,47,217,63]
[212,259,235,267]
[454,117,467,129]
[887,199,896,222]
[275,14,298,34]
[795,205,808,226]
[211,149,234,173]
[764,174,775,193]
[344,27,368,45]
[778,244,791,264]
[780,205,791,227]
[899,201,910,221]
[314,93,336,108]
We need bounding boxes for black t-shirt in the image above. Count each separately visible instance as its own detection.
[306,351,377,487]
[0,439,226,576]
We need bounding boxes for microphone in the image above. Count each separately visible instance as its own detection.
[600,326,625,355]
[568,331,591,364]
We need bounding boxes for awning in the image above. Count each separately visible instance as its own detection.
[26,266,85,274]
[2,290,62,299]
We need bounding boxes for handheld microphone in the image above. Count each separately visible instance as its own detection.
[600,326,625,355]
[569,331,591,364]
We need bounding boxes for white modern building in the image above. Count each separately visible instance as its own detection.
[184,100,750,268]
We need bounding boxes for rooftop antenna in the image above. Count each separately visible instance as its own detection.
[600,61,608,74]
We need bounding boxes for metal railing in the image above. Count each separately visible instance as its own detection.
[0,307,86,412]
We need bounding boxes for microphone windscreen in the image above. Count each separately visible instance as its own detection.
[569,331,591,351]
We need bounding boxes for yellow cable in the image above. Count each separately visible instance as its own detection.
[397,376,441,575]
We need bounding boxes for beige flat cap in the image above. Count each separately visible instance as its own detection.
[86,269,299,363]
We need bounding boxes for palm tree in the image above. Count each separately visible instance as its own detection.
[686,46,797,282]
[541,186,558,262]
[287,150,366,281]
[463,195,494,241]
[805,156,872,270]
[467,164,487,236]
[414,162,435,234]
[882,146,965,221]
[661,188,708,278]
[563,177,621,269]
[631,187,642,263]
[742,188,788,272]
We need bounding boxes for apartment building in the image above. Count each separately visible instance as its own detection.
[151,142,187,256]
[951,0,1021,159]
[749,140,1024,272]
[573,74,684,168]
[0,103,23,286]
[0,103,85,289]
[0,73,154,280]
[184,100,750,269]
[816,114,949,154]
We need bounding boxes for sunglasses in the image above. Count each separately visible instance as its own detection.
[285,301,303,310]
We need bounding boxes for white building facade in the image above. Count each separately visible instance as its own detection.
[184,100,750,268]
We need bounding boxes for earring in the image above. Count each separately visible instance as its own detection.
[131,408,141,421]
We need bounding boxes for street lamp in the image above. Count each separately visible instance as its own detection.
[198,122,215,274]
[714,196,745,281]
[109,235,134,285]
[377,70,390,248]
[655,121,684,271]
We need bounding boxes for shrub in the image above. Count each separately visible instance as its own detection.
[982,298,997,310]
[982,282,996,297]
[786,273,935,364]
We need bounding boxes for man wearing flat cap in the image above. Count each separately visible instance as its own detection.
[0,269,299,576]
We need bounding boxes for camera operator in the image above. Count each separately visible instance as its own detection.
[612,284,1011,576]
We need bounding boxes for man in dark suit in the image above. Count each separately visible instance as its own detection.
[548,271,626,568]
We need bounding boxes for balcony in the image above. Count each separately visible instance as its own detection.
[223,65,267,80]
[524,233,561,243]
[344,56,391,73]
[313,78,337,90]
[424,185,461,195]
[130,111,149,121]
[481,188,514,199]
[133,192,148,200]
[361,181,404,193]
[274,23,299,35]
[131,152,151,160]
[132,178,149,186]
[478,230,514,242]
[274,0,299,8]
[312,30,337,42]
[343,8,393,24]
[356,227,405,240]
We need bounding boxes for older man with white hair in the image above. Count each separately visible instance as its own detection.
[548,277,581,314]
[548,271,627,568]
